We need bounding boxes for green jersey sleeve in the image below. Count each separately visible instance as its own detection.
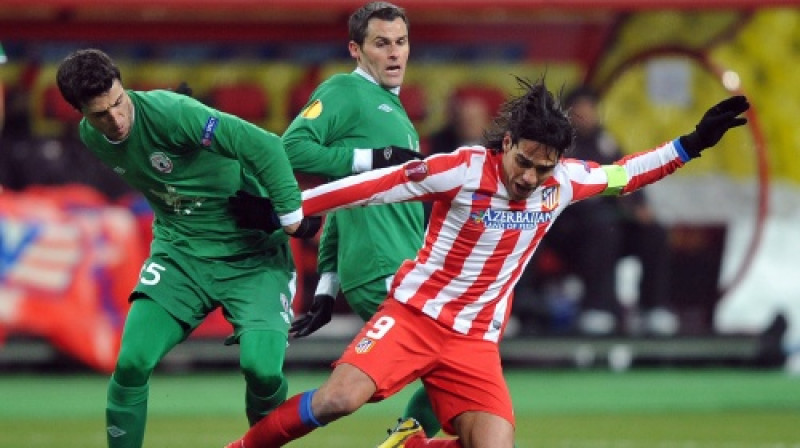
[282,73,423,291]
[283,77,362,178]
[316,213,339,275]
[171,95,301,218]
[77,90,300,258]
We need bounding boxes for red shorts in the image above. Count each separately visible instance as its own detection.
[335,299,514,434]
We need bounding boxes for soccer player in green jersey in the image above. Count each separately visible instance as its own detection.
[56,48,319,448]
[285,1,438,437]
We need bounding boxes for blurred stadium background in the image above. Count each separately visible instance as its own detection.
[1,1,800,446]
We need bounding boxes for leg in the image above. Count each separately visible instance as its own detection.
[107,297,186,448]
[628,220,671,311]
[624,220,677,335]
[347,279,443,436]
[230,299,435,447]
[565,203,624,334]
[232,363,376,447]
[403,385,441,437]
[450,411,514,448]
[239,330,289,426]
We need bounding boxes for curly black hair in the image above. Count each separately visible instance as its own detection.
[484,76,574,159]
[56,48,121,111]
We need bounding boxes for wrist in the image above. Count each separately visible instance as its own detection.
[314,272,340,297]
[352,148,373,173]
[677,133,702,160]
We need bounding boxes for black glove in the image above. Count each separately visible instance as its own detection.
[292,215,322,239]
[679,95,749,158]
[174,81,193,97]
[290,294,335,338]
[228,190,321,239]
[228,190,281,233]
[371,146,422,170]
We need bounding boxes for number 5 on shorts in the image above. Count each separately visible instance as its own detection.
[140,262,166,286]
[365,316,395,339]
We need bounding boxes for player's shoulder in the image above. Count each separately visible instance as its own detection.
[427,145,490,168]
[318,73,380,96]
[129,89,180,116]
[457,145,491,161]
[317,73,355,91]
[130,89,197,110]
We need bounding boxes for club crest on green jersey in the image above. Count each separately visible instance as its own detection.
[149,152,173,173]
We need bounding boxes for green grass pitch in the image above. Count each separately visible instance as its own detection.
[1,368,799,447]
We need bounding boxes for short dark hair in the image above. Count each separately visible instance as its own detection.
[484,76,574,159]
[348,2,409,46]
[56,48,121,111]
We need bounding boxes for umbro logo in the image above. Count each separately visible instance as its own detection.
[378,104,393,112]
[113,166,126,175]
[107,425,127,438]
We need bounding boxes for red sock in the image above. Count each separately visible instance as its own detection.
[406,434,462,448]
[241,391,320,447]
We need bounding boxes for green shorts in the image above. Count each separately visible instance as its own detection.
[133,239,296,340]
[343,275,393,321]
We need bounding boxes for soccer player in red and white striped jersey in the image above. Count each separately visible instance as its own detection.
[225,78,749,448]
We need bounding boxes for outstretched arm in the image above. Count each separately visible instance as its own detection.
[568,96,750,202]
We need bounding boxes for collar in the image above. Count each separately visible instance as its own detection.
[354,67,401,96]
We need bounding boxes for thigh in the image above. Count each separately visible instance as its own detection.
[334,299,442,402]
[115,297,187,384]
[218,264,296,342]
[133,245,214,328]
[424,335,513,435]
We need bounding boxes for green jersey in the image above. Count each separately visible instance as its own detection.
[283,71,424,292]
[80,89,302,259]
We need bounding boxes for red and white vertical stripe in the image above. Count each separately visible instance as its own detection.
[302,140,685,343]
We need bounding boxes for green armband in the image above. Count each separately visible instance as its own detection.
[601,165,628,196]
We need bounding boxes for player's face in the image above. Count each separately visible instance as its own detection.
[82,79,134,142]
[501,133,559,201]
[349,17,409,89]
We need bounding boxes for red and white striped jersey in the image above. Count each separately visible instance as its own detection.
[302,139,687,343]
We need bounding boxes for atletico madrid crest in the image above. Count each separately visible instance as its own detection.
[354,337,375,354]
[541,185,560,211]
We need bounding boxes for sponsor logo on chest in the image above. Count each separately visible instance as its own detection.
[468,186,560,230]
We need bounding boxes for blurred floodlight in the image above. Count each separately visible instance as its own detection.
[722,70,741,91]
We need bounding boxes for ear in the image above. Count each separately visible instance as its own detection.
[502,132,512,152]
[348,41,361,60]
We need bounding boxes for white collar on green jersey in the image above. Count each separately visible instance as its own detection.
[353,67,400,96]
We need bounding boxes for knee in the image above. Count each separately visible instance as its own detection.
[240,357,284,392]
[314,388,362,420]
[113,350,156,387]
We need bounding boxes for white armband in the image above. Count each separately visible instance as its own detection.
[352,148,373,173]
[314,272,341,298]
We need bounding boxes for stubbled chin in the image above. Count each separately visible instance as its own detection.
[513,186,532,200]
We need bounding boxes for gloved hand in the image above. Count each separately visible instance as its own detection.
[228,190,281,233]
[372,146,423,170]
[290,294,335,338]
[292,215,323,239]
[679,95,749,158]
[228,190,321,238]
